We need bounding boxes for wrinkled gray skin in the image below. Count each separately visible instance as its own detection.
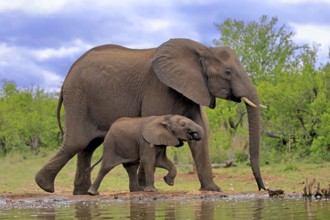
[35,38,265,195]
[88,115,204,195]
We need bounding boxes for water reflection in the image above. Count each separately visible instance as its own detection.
[304,197,330,220]
[1,197,329,219]
[36,207,55,220]
[75,202,93,220]
[194,201,215,219]
[83,198,329,220]
[305,197,314,219]
[130,201,156,219]
[252,199,265,220]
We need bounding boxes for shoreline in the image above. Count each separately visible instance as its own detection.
[0,190,309,210]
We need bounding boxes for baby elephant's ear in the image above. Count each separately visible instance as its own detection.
[142,117,180,146]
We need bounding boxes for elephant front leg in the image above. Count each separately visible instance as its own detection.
[189,111,221,192]
[162,165,176,186]
[189,139,221,192]
[143,175,157,192]
[137,166,146,187]
[35,149,73,193]
[155,148,177,186]
[141,158,157,192]
[123,162,144,192]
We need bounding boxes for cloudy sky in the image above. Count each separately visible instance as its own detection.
[1,0,329,91]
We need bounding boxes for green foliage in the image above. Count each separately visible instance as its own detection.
[210,15,330,163]
[214,15,304,83]
[309,64,330,160]
[0,82,61,157]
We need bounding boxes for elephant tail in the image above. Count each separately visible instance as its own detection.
[57,86,64,137]
[88,157,103,172]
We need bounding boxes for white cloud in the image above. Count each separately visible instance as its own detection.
[0,43,24,66]
[0,0,212,15]
[290,23,330,63]
[40,70,63,92]
[141,19,173,32]
[0,0,172,14]
[264,0,330,4]
[291,23,330,46]
[0,43,64,90]
[0,0,71,14]
[30,39,93,61]
[0,43,13,66]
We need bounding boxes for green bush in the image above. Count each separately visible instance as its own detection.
[0,82,61,157]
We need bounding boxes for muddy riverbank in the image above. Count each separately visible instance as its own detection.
[0,190,304,210]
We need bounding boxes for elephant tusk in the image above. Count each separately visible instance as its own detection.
[260,104,267,109]
[242,97,257,108]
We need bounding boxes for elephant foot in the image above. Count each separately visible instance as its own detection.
[164,176,174,186]
[35,170,55,193]
[87,187,99,196]
[138,170,147,187]
[130,188,144,192]
[73,180,92,195]
[138,180,147,188]
[144,186,158,192]
[129,184,144,192]
[73,188,91,195]
[200,183,222,192]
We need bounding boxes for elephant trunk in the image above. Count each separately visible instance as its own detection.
[191,123,204,141]
[245,90,266,191]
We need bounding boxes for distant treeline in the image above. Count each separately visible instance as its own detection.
[0,83,61,156]
[0,15,329,163]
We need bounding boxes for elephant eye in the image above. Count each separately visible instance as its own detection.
[224,69,232,76]
[180,122,186,127]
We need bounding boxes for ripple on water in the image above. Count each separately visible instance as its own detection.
[0,197,329,219]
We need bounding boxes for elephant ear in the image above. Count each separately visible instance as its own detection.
[142,116,180,146]
[152,38,212,106]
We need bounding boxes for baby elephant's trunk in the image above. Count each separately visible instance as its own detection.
[188,124,204,141]
[188,123,204,141]
[189,131,202,141]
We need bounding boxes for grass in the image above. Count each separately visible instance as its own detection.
[0,149,329,195]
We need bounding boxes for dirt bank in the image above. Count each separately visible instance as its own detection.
[0,190,303,210]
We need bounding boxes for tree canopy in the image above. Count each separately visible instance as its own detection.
[0,82,61,157]
[210,15,330,163]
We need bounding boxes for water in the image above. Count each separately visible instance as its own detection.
[0,197,329,219]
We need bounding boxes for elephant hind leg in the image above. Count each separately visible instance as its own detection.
[35,149,74,193]
[73,137,104,195]
[88,161,117,195]
[35,134,103,194]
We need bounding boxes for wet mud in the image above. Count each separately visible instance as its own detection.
[0,190,302,210]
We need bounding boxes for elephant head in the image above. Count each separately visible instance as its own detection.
[142,115,204,147]
[152,38,266,190]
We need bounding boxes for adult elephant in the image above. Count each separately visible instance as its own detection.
[35,38,266,195]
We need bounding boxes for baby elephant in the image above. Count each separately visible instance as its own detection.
[88,114,204,195]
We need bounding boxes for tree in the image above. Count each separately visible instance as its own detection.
[213,15,308,83]
[210,15,330,163]
[0,82,61,157]
[310,63,330,160]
